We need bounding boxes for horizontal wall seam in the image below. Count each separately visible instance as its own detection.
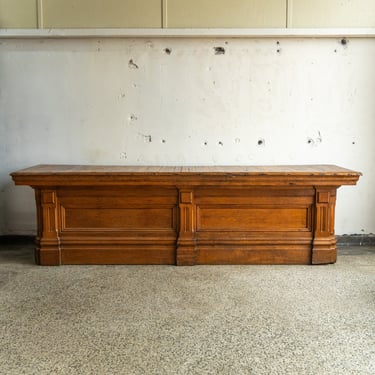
[1,28,375,39]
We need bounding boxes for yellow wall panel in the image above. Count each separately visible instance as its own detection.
[42,0,162,28]
[289,0,375,28]
[0,0,37,28]
[166,0,286,28]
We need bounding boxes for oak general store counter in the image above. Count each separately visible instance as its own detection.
[11,165,361,266]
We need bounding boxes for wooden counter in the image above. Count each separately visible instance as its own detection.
[11,165,361,266]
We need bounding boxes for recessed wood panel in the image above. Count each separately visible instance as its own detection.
[197,206,311,231]
[288,0,375,28]
[166,0,286,28]
[58,187,178,203]
[0,0,37,28]
[195,188,314,205]
[62,207,176,231]
[42,0,162,28]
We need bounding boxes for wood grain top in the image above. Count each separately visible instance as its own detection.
[11,164,361,175]
[11,164,361,187]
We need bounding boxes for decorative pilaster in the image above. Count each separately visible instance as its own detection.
[36,189,60,265]
[312,187,337,264]
[176,189,197,266]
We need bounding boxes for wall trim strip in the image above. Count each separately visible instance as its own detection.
[1,28,375,39]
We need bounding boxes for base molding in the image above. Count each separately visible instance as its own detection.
[336,234,375,246]
[0,235,35,244]
[2,234,374,247]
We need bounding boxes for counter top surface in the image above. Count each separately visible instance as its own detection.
[11,164,361,187]
[11,164,361,176]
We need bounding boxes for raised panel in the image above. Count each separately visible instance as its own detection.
[197,206,311,231]
[58,187,178,233]
[42,0,162,28]
[289,0,375,28]
[0,0,37,28]
[166,0,286,28]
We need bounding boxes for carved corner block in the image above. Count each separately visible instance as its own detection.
[36,189,61,265]
[312,188,337,264]
[176,189,197,266]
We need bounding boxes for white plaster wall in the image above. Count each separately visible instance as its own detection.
[1,37,374,235]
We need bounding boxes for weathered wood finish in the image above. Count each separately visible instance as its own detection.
[11,165,361,266]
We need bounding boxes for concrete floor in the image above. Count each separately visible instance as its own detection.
[0,241,374,374]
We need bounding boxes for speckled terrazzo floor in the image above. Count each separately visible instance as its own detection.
[0,242,374,375]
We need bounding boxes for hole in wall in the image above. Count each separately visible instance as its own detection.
[164,48,172,55]
[128,59,139,69]
[307,132,322,146]
[218,141,224,146]
[257,138,265,146]
[276,41,281,53]
[214,47,225,55]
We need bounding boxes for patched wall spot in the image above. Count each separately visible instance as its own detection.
[138,133,152,143]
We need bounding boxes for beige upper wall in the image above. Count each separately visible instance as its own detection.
[1,0,375,29]
[0,0,37,28]
[166,0,286,28]
[41,0,162,28]
[289,0,375,28]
